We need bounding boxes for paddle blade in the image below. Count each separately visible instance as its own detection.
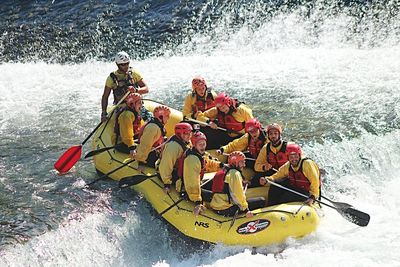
[340,207,370,227]
[54,145,82,173]
[119,174,156,188]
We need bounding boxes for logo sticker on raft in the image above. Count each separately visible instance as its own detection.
[237,219,270,234]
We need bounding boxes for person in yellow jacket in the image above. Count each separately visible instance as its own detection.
[132,105,170,167]
[101,51,151,122]
[182,76,217,119]
[159,122,193,193]
[210,151,265,217]
[259,143,321,206]
[250,123,291,187]
[181,131,222,216]
[113,93,144,157]
[216,118,268,169]
[195,92,253,149]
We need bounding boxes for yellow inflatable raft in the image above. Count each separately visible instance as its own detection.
[91,100,322,247]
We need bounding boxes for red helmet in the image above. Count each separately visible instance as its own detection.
[175,122,193,136]
[228,151,246,167]
[266,123,282,134]
[153,105,171,120]
[286,143,302,156]
[214,92,231,107]
[126,93,142,109]
[191,131,207,145]
[245,118,262,133]
[192,76,207,91]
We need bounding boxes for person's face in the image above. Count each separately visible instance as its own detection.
[195,140,207,154]
[248,128,260,139]
[117,62,129,73]
[238,159,246,171]
[194,84,206,97]
[181,132,192,143]
[134,101,142,113]
[159,113,170,125]
[288,153,300,167]
[216,103,229,114]
[268,129,280,144]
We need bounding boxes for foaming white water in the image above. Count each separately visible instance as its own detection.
[1,44,399,267]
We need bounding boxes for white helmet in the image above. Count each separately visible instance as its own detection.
[115,51,130,64]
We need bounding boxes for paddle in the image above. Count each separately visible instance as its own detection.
[183,117,242,135]
[84,141,138,159]
[85,158,137,186]
[266,179,370,227]
[84,146,116,158]
[54,91,131,173]
[119,173,159,188]
[228,184,248,231]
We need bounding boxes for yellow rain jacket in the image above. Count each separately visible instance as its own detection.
[196,104,253,136]
[182,90,217,118]
[117,110,144,148]
[135,123,163,163]
[182,152,221,202]
[210,168,248,211]
[159,136,190,186]
[267,158,320,198]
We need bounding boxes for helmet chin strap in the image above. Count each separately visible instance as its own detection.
[271,139,282,147]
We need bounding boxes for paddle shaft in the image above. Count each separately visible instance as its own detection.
[184,117,242,135]
[86,159,136,186]
[228,184,248,231]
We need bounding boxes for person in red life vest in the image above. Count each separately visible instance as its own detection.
[210,151,265,217]
[101,51,151,122]
[112,93,144,157]
[178,131,222,216]
[159,123,193,193]
[250,123,290,187]
[259,143,321,206]
[216,118,268,169]
[196,92,253,149]
[182,76,217,119]
[132,105,170,167]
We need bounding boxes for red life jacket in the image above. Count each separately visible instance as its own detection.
[247,130,267,158]
[138,118,166,148]
[216,100,245,132]
[287,158,320,191]
[114,107,142,143]
[192,88,215,113]
[266,141,289,170]
[176,148,205,184]
[109,68,137,104]
[164,135,190,179]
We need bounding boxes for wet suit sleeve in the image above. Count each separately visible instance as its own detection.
[159,142,183,185]
[221,134,249,154]
[302,160,321,198]
[135,123,161,162]
[183,155,202,202]
[182,93,195,118]
[119,111,136,148]
[255,144,268,172]
[227,170,248,211]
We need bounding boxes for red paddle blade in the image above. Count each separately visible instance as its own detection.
[54,145,82,173]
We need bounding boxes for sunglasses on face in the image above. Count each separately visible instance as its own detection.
[119,62,129,66]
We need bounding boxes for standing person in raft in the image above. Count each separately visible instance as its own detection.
[195,92,253,149]
[178,131,223,216]
[259,143,321,206]
[158,123,193,193]
[210,151,265,217]
[101,51,151,122]
[216,118,268,169]
[182,75,217,119]
[112,93,144,157]
[131,105,170,167]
